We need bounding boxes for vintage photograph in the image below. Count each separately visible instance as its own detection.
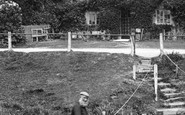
[0,0,185,115]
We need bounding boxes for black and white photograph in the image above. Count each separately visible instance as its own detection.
[0,0,185,114]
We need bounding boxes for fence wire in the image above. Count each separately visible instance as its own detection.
[0,32,132,49]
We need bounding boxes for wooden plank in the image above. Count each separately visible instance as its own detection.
[133,65,136,80]
[160,88,176,93]
[163,97,185,102]
[158,82,171,86]
[137,65,154,73]
[141,59,151,65]
[164,102,185,107]
[8,32,12,51]
[156,108,185,115]
[160,33,164,54]
[164,92,183,97]
[68,32,72,52]
[151,77,162,81]
[154,64,158,101]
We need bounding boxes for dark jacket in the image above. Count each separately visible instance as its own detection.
[71,102,88,115]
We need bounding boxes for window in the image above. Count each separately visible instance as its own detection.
[37,30,42,35]
[153,9,172,25]
[43,29,47,34]
[85,12,98,25]
[32,30,37,35]
[31,29,43,36]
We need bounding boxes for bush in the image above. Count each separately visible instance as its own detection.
[153,52,184,71]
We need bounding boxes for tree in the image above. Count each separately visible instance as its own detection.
[0,0,23,45]
[7,0,185,32]
[163,0,185,29]
[0,0,22,33]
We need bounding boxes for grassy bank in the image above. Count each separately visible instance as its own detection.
[0,51,156,114]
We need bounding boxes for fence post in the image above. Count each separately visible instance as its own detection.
[8,32,12,51]
[130,35,135,56]
[154,64,158,101]
[102,111,106,115]
[163,29,165,40]
[68,32,72,52]
[175,65,178,78]
[159,33,164,55]
[133,65,136,80]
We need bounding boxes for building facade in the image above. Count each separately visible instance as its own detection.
[21,25,50,43]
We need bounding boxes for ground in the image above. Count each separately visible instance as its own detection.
[14,39,185,49]
[0,39,185,114]
[0,51,156,115]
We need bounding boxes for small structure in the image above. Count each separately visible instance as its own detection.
[85,11,98,26]
[21,25,50,43]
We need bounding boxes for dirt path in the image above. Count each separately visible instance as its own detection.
[0,48,185,58]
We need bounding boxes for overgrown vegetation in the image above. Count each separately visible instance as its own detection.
[153,52,184,71]
[152,52,185,107]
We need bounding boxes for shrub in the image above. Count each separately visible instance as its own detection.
[153,52,184,71]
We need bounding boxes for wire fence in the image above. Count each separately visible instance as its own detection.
[0,32,133,52]
[1,31,185,59]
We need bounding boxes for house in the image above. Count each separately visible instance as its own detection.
[152,5,182,40]
[21,25,50,43]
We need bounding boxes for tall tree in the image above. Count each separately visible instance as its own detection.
[7,0,185,31]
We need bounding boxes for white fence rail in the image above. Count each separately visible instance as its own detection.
[1,31,183,57]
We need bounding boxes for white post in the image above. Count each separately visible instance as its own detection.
[176,65,178,78]
[140,28,144,40]
[36,37,39,42]
[163,29,165,40]
[102,111,106,115]
[130,35,135,56]
[68,32,72,52]
[154,64,158,101]
[133,65,136,80]
[160,33,164,54]
[8,32,12,51]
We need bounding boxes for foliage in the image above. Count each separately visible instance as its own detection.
[163,0,185,29]
[17,0,60,31]
[97,8,120,32]
[0,1,21,33]
[2,0,185,42]
[153,52,184,71]
[4,0,185,34]
[0,0,25,45]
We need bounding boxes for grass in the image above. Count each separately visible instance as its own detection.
[10,38,185,49]
[136,39,185,49]
[0,51,156,114]
[19,39,131,48]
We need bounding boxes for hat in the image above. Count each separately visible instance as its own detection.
[80,92,89,97]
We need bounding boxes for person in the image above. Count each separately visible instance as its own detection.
[71,92,89,115]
